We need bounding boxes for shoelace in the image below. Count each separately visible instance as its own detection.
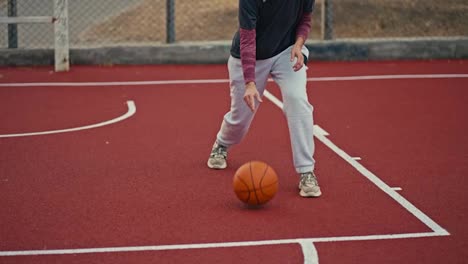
[211,145,227,158]
[301,172,318,186]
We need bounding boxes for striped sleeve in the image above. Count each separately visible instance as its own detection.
[239,0,258,84]
[240,29,256,84]
[296,12,312,40]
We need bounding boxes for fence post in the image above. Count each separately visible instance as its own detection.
[321,0,334,40]
[54,0,69,71]
[7,0,18,48]
[166,0,175,43]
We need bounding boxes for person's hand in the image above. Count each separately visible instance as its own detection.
[291,44,304,72]
[243,82,262,112]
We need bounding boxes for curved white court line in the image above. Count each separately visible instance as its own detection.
[0,91,450,258]
[0,74,467,87]
[0,101,136,138]
[0,78,452,258]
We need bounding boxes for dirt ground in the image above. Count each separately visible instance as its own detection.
[17,0,468,44]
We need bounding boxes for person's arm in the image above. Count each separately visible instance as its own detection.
[239,0,262,112]
[291,12,312,72]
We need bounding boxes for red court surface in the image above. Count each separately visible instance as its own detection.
[0,60,467,263]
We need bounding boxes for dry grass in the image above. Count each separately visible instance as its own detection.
[334,0,468,38]
[78,0,167,44]
[78,0,468,44]
[0,0,7,9]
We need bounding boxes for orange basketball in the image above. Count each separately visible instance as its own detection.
[233,161,279,205]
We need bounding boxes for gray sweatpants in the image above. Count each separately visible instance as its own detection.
[216,45,315,174]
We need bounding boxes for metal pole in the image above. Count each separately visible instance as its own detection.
[321,0,334,40]
[54,0,69,71]
[7,0,18,48]
[166,0,175,43]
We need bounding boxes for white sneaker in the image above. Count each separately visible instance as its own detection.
[299,171,322,197]
[207,142,228,169]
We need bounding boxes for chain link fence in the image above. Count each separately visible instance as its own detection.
[1,0,467,49]
[0,0,53,48]
[332,0,468,39]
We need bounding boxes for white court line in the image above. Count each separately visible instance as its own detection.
[314,130,448,235]
[0,79,230,87]
[310,74,468,82]
[0,101,136,138]
[0,80,450,258]
[264,90,449,236]
[0,232,447,257]
[314,125,330,136]
[300,241,319,264]
[0,74,467,87]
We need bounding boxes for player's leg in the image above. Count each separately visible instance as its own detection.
[270,46,321,197]
[207,56,272,169]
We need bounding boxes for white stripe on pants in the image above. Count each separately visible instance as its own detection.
[216,45,315,174]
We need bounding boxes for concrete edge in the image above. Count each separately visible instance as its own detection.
[1,37,467,66]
